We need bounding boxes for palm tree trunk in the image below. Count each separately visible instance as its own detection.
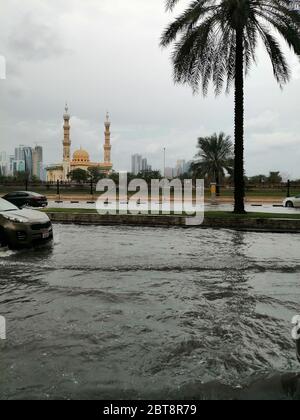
[216,173,220,197]
[234,29,246,214]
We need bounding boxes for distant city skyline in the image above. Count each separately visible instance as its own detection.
[131,154,152,175]
[0,144,44,180]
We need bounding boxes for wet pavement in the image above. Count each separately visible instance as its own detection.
[46,200,300,215]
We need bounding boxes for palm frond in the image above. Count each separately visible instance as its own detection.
[161,0,300,95]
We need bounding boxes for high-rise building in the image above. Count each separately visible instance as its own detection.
[15,145,26,161]
[14,145,33,177]
[142,158,148,172]
[8,155,14,176]
[32,146,43,180]
[13,160,26,174]
[131,154,142,175]
[23,147,33,177]
[131,155,153,175]
[0,152,8,176]
[174,160,186,177]
[164,167,174,179]
[184,161,192,174]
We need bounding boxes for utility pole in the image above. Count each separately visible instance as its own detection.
[163,147,166,178]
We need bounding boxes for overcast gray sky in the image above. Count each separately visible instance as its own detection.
[1,0,300,178]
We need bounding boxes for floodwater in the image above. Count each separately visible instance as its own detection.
[0,224,299,400]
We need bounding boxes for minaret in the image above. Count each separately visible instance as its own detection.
[63,104,71,162]
[104,112,112,164]
[62,104,71,180]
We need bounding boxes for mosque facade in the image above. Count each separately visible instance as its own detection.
[47,106,113,182]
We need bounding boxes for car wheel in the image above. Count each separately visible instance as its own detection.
[286,201,294,208]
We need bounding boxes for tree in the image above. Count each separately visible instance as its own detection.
[248,174,268,185]
[31,175,42,184]
[191,132,233,195]
[160,0,300,213]
[69,168,88,183]
[87,167,106,182]
[137,170,162,184]
[268,171,282,184]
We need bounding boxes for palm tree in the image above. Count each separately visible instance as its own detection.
[191,132,233,195]
[160,0,300,213]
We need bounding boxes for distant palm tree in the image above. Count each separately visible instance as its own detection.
[161,0,300,213]
[191,132,233,195]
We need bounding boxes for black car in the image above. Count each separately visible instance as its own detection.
[2,192,48,209]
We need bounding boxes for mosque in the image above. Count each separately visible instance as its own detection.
[47,105,113,182]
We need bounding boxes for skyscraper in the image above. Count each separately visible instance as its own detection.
[8,155,14,176]
[15,145,25,161]
[23,147,33,177]
[14,146,26,176]
[0,152,8,176]
[175,160,186,176]
[142,158,148,172]
[14,145,34,178]
[131,154,142,175]
[32,146,43,180]
[13,160,26,174]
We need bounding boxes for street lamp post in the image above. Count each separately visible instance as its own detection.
[163,148,166,178]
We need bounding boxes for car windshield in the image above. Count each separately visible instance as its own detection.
[0,198,18,212]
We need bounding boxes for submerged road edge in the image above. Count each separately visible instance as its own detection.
[45,211,300,233]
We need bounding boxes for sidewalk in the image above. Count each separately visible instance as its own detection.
[46,194,284,205]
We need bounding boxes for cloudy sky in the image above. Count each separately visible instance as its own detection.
[1,0,300,178]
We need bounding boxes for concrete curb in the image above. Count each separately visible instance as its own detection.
[46,212,300,233]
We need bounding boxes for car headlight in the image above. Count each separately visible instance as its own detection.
[2,214,27,223]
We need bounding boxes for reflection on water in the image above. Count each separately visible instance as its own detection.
[0,225,299,400]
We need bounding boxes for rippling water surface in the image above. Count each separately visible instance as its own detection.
[0,224,299,400]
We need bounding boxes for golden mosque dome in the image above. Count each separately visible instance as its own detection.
[72,148,90,163]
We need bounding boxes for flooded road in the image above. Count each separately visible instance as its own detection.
[0,224,299,400]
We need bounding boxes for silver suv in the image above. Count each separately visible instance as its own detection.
[0,198,53,249]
